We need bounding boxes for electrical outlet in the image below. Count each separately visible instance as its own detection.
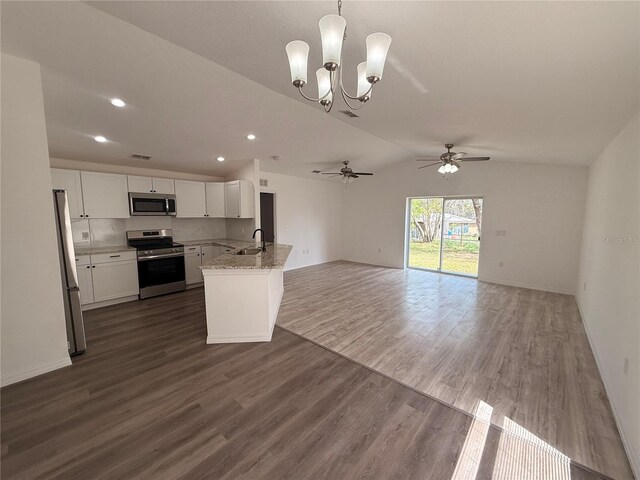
[623,358,629,375]
[82,231,89,240]
[499,261,504,267]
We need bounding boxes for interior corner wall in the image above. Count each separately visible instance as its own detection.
[576,111,640,477]
[1,53,71,386]
[341,159,588,295]
[259,172,343,271]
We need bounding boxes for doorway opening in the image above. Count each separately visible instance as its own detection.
[405,196,483,277]
[259,192,276,243]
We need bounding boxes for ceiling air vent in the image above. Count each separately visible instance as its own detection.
[131,153,152,160]
[259,179,268,187]
[339,110,359,118]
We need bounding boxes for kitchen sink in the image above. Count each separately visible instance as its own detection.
[234,247,263,256]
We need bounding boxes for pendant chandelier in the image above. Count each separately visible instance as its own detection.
[285,0,391,113]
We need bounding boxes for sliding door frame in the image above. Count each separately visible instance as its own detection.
[405,195,484,278]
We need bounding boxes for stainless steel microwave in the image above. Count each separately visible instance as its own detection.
[129,192,177,216]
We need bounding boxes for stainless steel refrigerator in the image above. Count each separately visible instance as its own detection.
[53,190,86,356]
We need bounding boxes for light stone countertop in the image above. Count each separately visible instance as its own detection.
[200,244,293,270]
[74,245,136,256]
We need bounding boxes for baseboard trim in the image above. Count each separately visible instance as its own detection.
[82,295,139,311]
[1,356,71,388]
[478,276,575,296]
[206,333,273,344]
[576,299,639,478]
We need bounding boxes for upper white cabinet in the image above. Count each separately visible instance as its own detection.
[205,182,226,218]
[128,175,175,194]
[51,169,85,218]
[80,171,129,218]
[225,180,254,218]
[175,180,207,217]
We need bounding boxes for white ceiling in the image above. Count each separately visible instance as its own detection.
[1,1,638,178]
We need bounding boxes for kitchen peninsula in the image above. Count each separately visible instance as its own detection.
[201,243,292,343]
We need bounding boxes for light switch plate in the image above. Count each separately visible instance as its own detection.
[82,231,89,240]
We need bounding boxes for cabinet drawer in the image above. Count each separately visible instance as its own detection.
[91,251,137,264]
[75,255,91,266]
[184,245,202,254]
[221,247,235,254]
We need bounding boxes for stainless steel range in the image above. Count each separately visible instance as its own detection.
[126,229,186,299]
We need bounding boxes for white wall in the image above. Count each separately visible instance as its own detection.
[259,172,343,271]
[342,159,588,294]
[576,112,639,476]
[1,54,71,386]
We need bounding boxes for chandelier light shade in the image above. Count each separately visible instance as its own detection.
[316,68,333,105]
[356,62,371,100]
[365,33,392,81]
[319,14,346,69]
[285,40,310,87]
[285,0,391,113]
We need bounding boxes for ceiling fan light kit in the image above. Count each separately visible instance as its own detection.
[417,143,491,175]
[285,0,391,113]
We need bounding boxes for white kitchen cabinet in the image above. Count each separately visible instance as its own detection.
[225,180,254,218]
[128,176,175,194]
[175,180,207,218]
[152,178,175,194]
[51,169,85,218]
[80,171,130,219]
[91,259,139,302]
[201,245,220,262]
[75,255,94,305]
[185,246,203,285]
[205,183,226,218]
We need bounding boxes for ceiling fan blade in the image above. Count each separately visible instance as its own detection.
[418,162,441,169]
[453,160,461,168]
[452,152,467,159]
[461,156,490,161]
[351,174,359,178]
[416,158,440,162]
[352,172,373,175]
[321,172,341,175]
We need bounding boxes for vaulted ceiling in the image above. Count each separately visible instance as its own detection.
[2,1,638,177]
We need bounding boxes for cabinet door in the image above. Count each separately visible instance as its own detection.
[51,169,85,218]
[175,180,206,218]
[77,264,95,305]
[238,180,255,218]
[185,252,203,285]
[152,178,175,195]
[201,245,220,262]
[81,171,130,219]
[225,182,240,218]
[205,183,225,217]
[92,260,139,302]
[127,175,153,193]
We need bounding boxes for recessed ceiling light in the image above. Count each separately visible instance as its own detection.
[110,98,126,108]
[94,135,107,143]
[246,134,256,140]
[216,156,225,162]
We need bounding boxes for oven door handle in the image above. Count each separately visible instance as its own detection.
[138,253,184,261]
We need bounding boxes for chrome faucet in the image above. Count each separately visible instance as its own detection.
[252,228,267,251]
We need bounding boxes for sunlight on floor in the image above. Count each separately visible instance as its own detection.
[492,417,571,480]
[451,400,493,480]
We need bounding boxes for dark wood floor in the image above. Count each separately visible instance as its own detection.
[1,288,606,479]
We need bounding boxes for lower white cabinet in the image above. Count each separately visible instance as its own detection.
[185,246,202,285]
[78,252,139,306]
[75,255,94,305]
[92,260,139,302]
[201,245,220,261]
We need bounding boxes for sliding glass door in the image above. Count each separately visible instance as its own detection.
[407,197,482,277]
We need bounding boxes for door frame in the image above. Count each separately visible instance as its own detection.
[259,189,277,243]
[404,195,484,278]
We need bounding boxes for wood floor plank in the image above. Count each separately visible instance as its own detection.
[278,261,632,479]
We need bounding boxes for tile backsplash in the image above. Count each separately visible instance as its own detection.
[72,217,227,246]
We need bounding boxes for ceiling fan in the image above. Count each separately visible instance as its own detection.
[416,144,490,174]
[317,161,373,183]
